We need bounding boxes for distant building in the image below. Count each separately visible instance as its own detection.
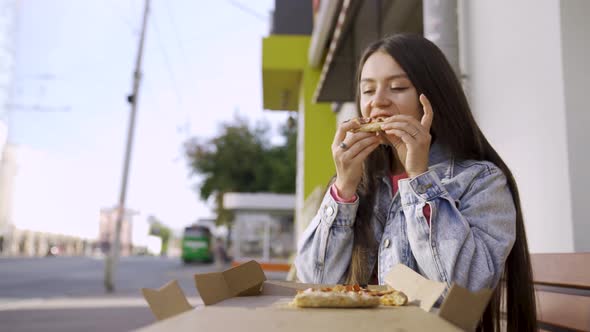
[0,0,18,255]
[0,145,16,254]
[99,207,136,256]
[223,192,295,270]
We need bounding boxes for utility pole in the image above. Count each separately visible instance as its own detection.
[104,0,150,293]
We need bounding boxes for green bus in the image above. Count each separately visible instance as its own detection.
[181,225,213,264]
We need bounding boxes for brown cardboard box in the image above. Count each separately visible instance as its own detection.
[139,261,492,331]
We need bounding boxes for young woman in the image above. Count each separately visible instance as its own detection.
[295,34,536,331]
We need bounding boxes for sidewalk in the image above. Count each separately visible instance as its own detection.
[0,306,155,332]
[0,257,288,332]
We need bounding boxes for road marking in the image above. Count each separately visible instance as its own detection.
[0,297,203,311]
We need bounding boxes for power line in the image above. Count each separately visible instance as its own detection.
[105,0,138,35]
[7,76,71,113]
[162,1,188,68]
[105,0,185,131]
[225,0,269,22]
[162,1,192,136]
[108,1,190,140]
[6,103,70,112]
[143,79,186,141]
[150,4,184,129]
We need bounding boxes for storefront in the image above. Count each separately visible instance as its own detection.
[263,0,590,253]
[224,192,295,270]
[262,0,425,240]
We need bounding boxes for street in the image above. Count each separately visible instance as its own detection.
[0,256,287,331]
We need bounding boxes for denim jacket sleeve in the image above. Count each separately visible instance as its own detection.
[294,190,359,284]
[398,165,516,291]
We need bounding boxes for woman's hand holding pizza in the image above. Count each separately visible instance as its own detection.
[332,120,381,200]
[380,94,434,178]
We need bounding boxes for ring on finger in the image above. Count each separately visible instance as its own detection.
[339,142,349,150]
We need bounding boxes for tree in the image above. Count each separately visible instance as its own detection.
[147,216,171,256]
[184,115,296,225]
[266,118,297,193]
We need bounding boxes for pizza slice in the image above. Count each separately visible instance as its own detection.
[378,290,408,306]
[291,285,379,308]
[290,284,407,308]
[350,117,387,133]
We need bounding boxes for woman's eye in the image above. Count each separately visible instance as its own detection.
[362,90,374,95]
[390,87,408,91]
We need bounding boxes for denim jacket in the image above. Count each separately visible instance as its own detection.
[295,144,516,292]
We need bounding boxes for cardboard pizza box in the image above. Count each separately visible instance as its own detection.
[139,260,493,332]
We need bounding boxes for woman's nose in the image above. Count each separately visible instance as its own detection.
[370,90,391,108]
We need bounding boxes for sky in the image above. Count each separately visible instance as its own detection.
[7,0,291,246]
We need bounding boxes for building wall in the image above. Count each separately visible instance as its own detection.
[462,0,578,252]
[0,0,17,249]
[3,228,87,256]
[560,0,590,251]
[295,66,335,240]
[0,145,16,240]
[301,67,336,199]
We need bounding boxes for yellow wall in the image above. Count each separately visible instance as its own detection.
[262,36,309,111]
[300,67,335,198]
[262,35,335,202]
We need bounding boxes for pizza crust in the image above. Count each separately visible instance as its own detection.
[292,289,380,308]
[290,285,407,309]
[379,290,408,306]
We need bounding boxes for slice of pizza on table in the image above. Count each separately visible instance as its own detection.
[291,284,408,308]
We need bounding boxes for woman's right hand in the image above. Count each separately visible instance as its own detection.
[331,119,381,200]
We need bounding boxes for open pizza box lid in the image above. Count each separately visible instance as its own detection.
[141,260,493,331]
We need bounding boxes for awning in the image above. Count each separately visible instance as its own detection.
[262,35,310,111]
[313,0,423,103]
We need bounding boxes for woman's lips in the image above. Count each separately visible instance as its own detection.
[369,112,392,119]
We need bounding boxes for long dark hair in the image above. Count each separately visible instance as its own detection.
[347,34,537,332]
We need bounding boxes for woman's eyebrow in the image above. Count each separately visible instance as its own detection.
[360,74,408,83]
